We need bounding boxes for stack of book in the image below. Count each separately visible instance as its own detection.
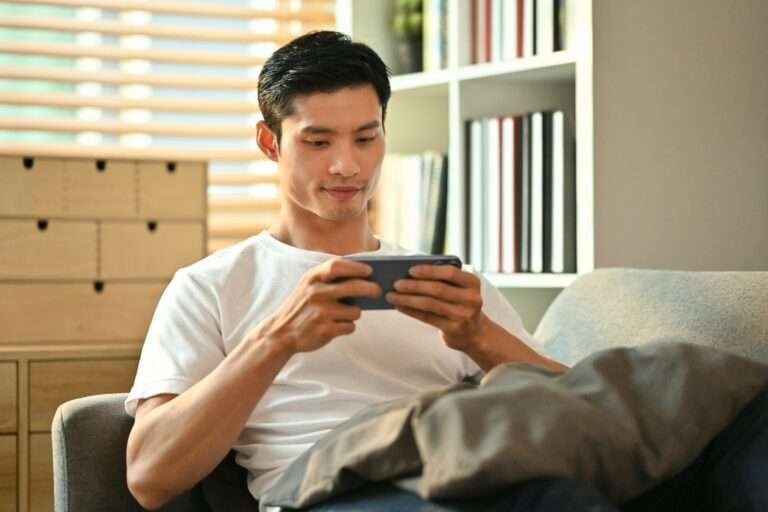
[374,151,448,254]
[465,110,576,273]
[470,0,576,64]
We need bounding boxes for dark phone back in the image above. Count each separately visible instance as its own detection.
[341,255,462,310]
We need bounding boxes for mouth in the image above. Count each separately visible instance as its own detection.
[324,186,363,200]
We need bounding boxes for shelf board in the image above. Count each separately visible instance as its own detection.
[391,69,451,95]
[484,272,579,288]
[458,51,576,84]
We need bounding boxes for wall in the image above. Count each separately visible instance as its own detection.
[592,0,768,270]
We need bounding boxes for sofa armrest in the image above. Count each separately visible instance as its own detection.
[52,393,209,512]
[534,268,768,366]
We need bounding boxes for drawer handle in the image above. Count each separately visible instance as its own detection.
[23,156,34,170]
[37,219,48,231]
[166,161,177,173]
[95,160,107,172]
[94,281,105,293]
[147,221,158,232]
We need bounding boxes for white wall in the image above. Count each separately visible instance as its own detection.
[593,0,768,271]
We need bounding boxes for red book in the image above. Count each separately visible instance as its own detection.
[484,0,492,63]
[517,0,525,58]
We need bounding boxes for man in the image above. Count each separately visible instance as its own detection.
[126,31,768,512]
[125,30,565,510]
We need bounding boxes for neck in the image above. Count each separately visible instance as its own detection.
[269,208,379,256]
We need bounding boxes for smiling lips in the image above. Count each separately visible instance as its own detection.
[324,186,362,200]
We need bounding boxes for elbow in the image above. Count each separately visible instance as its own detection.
[126,460,175,510]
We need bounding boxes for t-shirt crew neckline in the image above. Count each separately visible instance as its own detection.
[256,230,388,262]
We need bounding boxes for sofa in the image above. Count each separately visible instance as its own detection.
[51,268,768,511]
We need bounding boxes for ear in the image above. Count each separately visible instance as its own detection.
[256,120,279,162]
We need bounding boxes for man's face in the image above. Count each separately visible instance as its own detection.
[275,85,386,222]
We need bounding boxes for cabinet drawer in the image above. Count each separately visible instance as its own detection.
[0,282,165,343]
[0,156,65,217]
[101,221,204,279]
[0,364,17,434]
[0,435,16,512]
[64,159,136,218]
[0,219,98,280]
[30,359,138,431]
[29,433,50,512]
[138,161,206,219]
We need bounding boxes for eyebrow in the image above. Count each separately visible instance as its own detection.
[300,120,381,135]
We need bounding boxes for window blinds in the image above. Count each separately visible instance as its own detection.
[0,0,336,252]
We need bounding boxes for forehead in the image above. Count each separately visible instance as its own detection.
[286,85,383,128]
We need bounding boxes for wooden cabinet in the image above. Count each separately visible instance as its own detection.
[0,436,17,512]
[137,161,206,219]
[0,364,16,434]
[64,159,136,218]
[0,157,65,217]
[0,220,97,280]
[28,434,50,512]
[101,221,204,279]
[29,360,138,432]
[0,282,164,344]
[0,154,207,512]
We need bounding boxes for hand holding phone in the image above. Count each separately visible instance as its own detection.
[339,255,462,310]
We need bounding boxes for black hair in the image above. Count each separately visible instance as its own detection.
[257,30,391,143]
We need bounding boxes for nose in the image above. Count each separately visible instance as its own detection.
[328,141,360,177]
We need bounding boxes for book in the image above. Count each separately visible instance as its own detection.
[519,113,531,272]
[431,154,449,254]
[542,110,553,272]
[549,110,577,272]
[469,119,485,269]
[501,116,516,273]
[530,111,543,273]
[485,116,501,273]
[523,0,535,57]
[536,0,555,55]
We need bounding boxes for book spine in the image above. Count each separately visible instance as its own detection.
[530,111,543,273]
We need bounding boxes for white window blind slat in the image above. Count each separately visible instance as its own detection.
[0,0,337,253]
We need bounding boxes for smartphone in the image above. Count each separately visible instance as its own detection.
[339,254,463,310]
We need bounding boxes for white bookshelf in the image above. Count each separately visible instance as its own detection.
[347,0,594,289]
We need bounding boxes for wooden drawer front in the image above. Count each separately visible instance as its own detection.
[101,221,204,279]
[30,359,138,432]
[0,364,17,434]
[65,159,136,218]
[138,161,205,219]
[29,433,51,512]
[0,282,165,343]
[0,157,65,217]
[0,219,97,280]
[0,435,16,512]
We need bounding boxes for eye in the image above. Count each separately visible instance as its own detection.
[356,134,377,144]
[304,139,329,147]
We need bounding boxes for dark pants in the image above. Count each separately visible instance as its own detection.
[298,385,768,512]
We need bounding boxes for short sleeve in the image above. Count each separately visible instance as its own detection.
[125,269,225,416]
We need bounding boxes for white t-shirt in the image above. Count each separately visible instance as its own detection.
[126,231,537,498]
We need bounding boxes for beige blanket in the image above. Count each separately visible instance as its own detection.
[261,342,768,510]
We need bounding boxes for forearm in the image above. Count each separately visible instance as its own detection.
[464,315,567,374]
[126,335,293,509]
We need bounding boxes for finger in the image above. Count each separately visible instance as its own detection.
[395,305,451,331]
[326,304,363,322]
[326,278,382,299]
[386,291,461,319]
[392,278,474,305]
[327,320,356,338]
[313,257,373,283]
[408,264,479,289]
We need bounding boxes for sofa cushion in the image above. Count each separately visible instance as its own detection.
[534,268,768,366]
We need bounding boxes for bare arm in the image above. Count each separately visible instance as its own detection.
[126,258,381,510]
[386,264,567,373]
